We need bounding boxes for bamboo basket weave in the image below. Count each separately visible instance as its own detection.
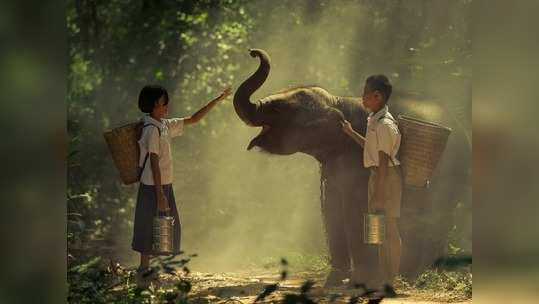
[103,122,144,185]
[397,115,452,188]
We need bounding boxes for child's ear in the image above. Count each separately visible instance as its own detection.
[373,91,381,102]
[378,93,386,104]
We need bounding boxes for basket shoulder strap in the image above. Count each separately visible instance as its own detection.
[139,153,150,181]
[139,123,161,181]
[375,115,399,167]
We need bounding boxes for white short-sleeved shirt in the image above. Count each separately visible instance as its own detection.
[138,115,185,185]
[363,105,401,168]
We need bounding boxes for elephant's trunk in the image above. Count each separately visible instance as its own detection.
[233,49,270,127]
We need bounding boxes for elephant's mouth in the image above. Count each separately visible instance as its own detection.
[247,125,271,150]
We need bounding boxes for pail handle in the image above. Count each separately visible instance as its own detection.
[371,210,385,216]
[156,210,170,217]
[156,191,171,217]
[154,209,174,226]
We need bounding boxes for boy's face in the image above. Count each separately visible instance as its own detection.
[152,95,169,118]
[362,85,384,113]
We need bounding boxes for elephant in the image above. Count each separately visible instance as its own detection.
[233,49,470,286]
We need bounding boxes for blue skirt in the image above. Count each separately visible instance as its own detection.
[131,183,182,255]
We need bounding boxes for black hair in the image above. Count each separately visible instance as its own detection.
[365,74,392,102]
[138,85,169,113]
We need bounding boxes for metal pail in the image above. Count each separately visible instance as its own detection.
[152,214,175,254]
[364,213,385,245]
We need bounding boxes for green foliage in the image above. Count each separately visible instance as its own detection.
[67,0,255,267]
[68,254,194,304]
[68,256,116,303]
[414,268,472,300]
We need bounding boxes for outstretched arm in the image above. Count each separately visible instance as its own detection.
[341,120,365,148]
[184,87,232,126]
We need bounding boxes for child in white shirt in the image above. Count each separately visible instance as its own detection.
[132,85,231,272]
[341,75,402,287]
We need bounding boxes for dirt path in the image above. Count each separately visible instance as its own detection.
[153,270,471,304]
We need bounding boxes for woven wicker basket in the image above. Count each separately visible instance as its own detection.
[397,115,452,188]
[103,122,144,185]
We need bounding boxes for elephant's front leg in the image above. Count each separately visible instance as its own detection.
[320,161,350,287]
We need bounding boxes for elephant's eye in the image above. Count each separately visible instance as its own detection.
[271,107,281,114]
[269,103,286,114]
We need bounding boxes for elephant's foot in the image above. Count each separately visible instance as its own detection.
[323,268,349,289]
[348,270,384,291]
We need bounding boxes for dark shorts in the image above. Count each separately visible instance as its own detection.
[132,183,182,255]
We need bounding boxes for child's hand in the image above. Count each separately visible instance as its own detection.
[157,194,170,213]
[218,86,233,101]
[371,192,385,213]
[341,120,353,134]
